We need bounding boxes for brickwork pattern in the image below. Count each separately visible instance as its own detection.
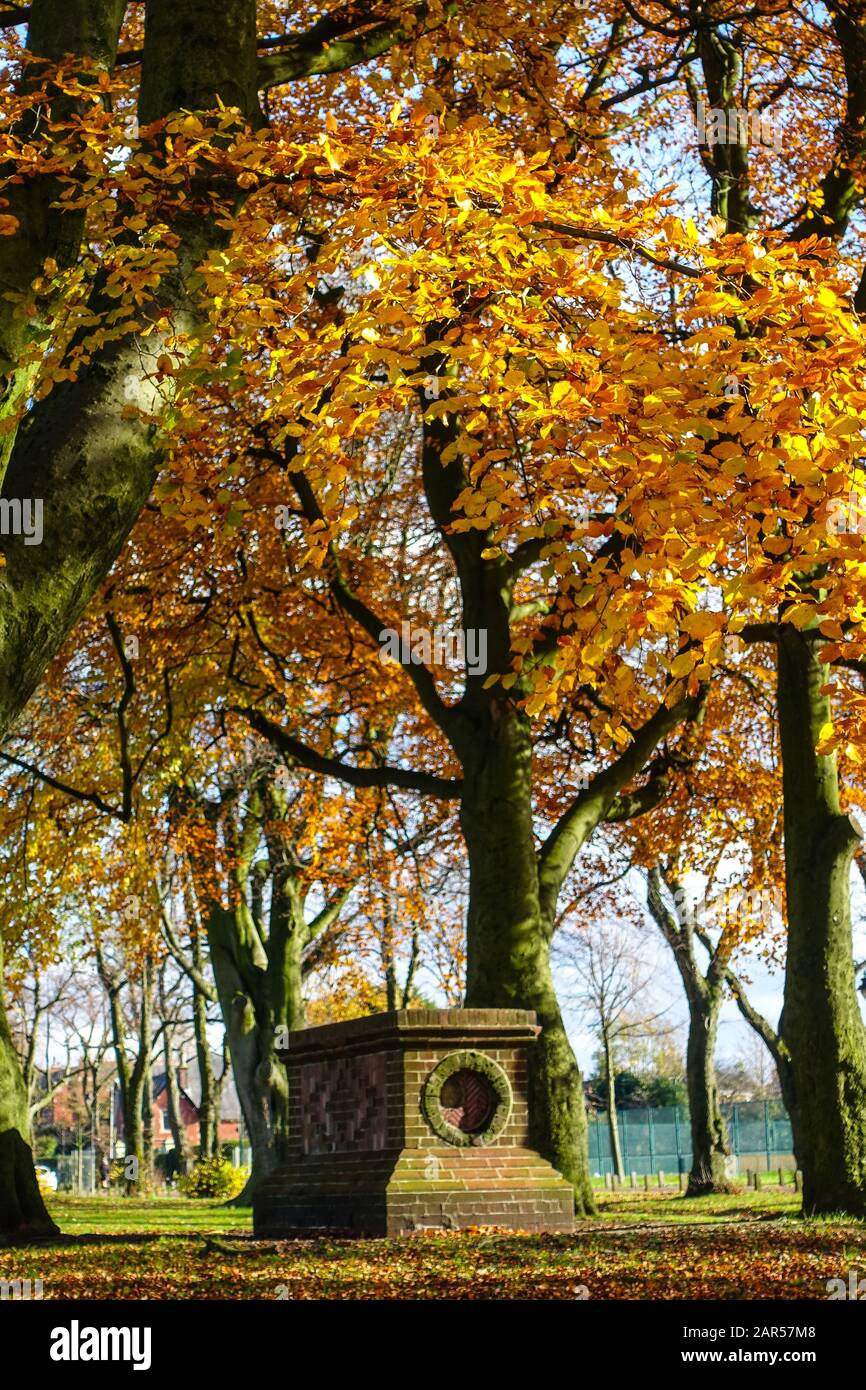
[300,1051,387,1154]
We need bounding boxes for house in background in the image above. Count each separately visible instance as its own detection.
[34,1067,88,1131]
[33,1061,116,1157]
[115,1052,242,1156]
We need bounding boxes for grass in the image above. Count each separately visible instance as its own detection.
[0,1186,861,1299]
[41,1193,246,1236]
[594,1186,804,1221]
[590,1168,799,1189]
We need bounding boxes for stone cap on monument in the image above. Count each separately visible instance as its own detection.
[277,1008,540,1061]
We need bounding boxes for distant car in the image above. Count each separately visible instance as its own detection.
[35,1165,58,1192]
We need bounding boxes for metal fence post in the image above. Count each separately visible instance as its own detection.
[764,1099,772,1172]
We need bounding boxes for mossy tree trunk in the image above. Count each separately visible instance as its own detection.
[459,702,596,1212]
[689,0,866,1217]
[206,898,288,1199]
[683,985,729,1195]
[447,691,692,1216]
[0,942,59,1244]
[777,626,866,1215]
[423,396,703,1217]
[0,0,129,478]
[199,773,350,1203]
[647,868,732,1196]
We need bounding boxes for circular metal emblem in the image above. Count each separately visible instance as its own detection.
[421,1050,512,1147]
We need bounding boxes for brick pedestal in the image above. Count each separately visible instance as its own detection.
[253,1009,574,1236]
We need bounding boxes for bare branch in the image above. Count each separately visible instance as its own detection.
[232,706,463,800]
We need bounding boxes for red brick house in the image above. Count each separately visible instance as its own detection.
[148,1063,241,1152]
[108,1054,241,1156]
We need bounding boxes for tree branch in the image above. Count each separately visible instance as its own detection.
[791,2,866,243]
[538,689,704,922]
[232,706,463,800]
[0,749,124,820]
[289,465,461,740]
[0,5,29,27]
[604,754,674,824]
[646,864,708,1004]
[307,886,352,943]
[105,609,135,822]
[258,6,449,91]
[158,900,217,1003]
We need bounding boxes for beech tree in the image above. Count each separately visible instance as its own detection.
[607,0,866,1213]
[95,939,155,1192]
[646,866,733,1195]
[0,0,503,1242]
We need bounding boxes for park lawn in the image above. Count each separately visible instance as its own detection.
[0,1188,861,1300]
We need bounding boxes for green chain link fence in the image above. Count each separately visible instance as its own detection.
[588,1099,794,1176]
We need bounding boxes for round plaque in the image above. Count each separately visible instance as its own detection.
[421,1050,512,1147]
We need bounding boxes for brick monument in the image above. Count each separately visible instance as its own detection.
[253,1008,575,1236]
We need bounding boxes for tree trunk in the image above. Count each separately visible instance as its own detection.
[0,956,58,1244]
[602,1032,625,1181]
[205,902,293,1201]
[647,868,731,1196]
[142,1069,154,1187]
[0,0,261,1235]
[726,966,800,1167]
[162,1031,192,1178]
[777,626,866,1215]
[100,965,134,1190]
[191,956,218,1157]
[0,0,129,476]
[121,1067,146,1194]
[0,0,133,1244]
[212,1033,230,1157]
[461,705,595,1215]
[101,950,153,1195]
[768,1007,800,1168]
[132,955,154,1192]
[684,986,731,1195]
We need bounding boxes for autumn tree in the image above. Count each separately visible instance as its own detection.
[0,0,508,1238]
[594,0,866,1214]
[7,0,866,1236]
[209,125,714,1211]
[612,663,786,1193]
[156,3,866,1213]
[645,866,737,1194]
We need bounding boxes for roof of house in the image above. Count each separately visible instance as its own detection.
[153,1051,241,1123]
